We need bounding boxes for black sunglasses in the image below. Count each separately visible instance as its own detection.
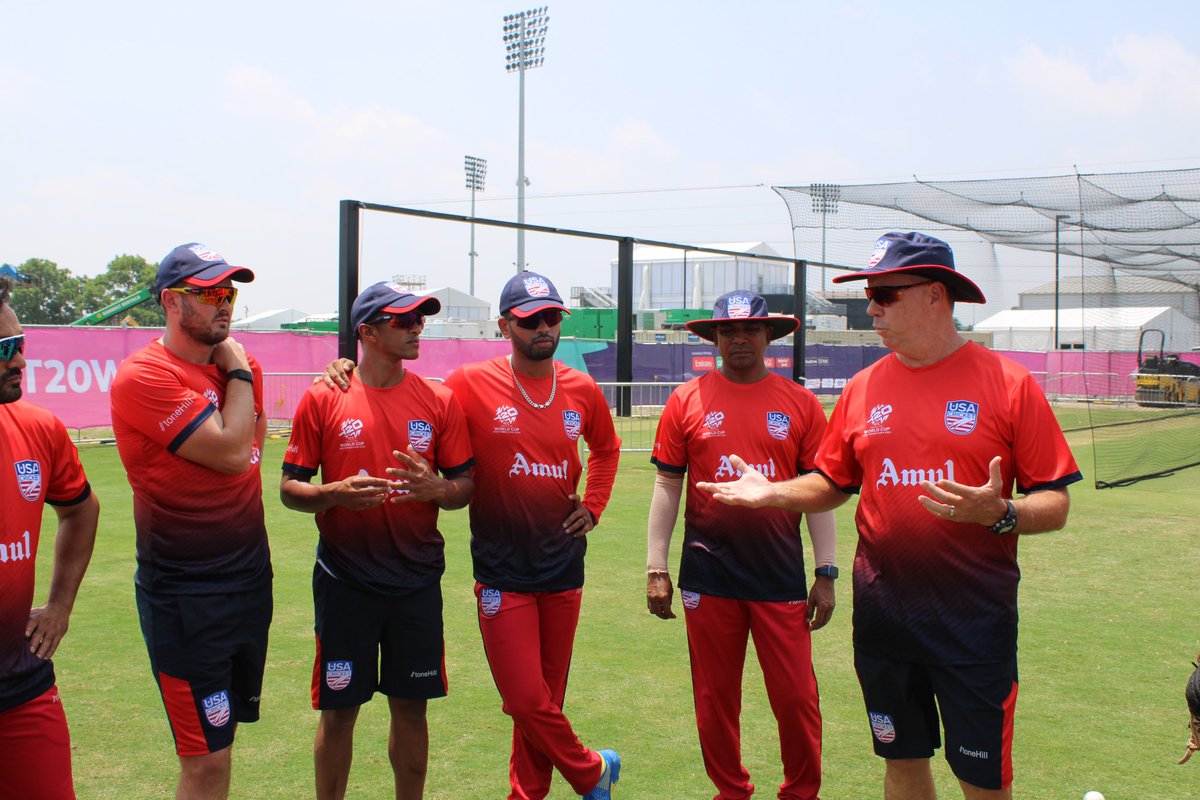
[863,280,933,307]
[0,334,24,361]
[512,309,563,330]
[369,311,425,329]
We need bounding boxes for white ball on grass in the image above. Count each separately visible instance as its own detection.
[1083,792,1105,800]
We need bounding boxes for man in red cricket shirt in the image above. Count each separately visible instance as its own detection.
[323,270,622,800]
[646,290,835,800]
[701,233,1082,800]
[282,281,474,800]
[110,243,270,800]
[0,275,100,800]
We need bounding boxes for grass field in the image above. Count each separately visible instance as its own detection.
[36,426,1200,799]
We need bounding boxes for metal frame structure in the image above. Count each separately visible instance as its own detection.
[337,200,814,411]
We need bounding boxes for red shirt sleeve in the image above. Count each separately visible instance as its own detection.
[580,379,621,524]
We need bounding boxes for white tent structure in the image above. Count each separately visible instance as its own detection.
[975,306,1198,352]
[424,286,490,321]
[231,308,310,330]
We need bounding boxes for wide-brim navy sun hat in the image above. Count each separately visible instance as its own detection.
[832,231,986,304]
[686,290,800,342]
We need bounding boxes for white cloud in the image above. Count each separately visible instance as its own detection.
[0,65,38,109]
[1007,34,1200,116]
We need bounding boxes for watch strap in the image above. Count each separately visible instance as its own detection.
[226,368,254,384]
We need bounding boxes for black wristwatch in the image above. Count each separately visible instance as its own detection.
[987,500,1018,536]
[226,368,254,384]
[814,565,839,580]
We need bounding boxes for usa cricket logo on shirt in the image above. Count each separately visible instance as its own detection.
[523,275,551,297]
[408,420,433,453]
[867,238,891,267]
[869,711,896,743]
[14,459,41,502]
[726,294,753,318]
[766,411,791,440]
[203,690,231,727]
[481,588,502,617]
[562,410,582,441]
[944,400,979,435]
[326,661,353,691]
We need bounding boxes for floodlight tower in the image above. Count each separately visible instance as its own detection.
[810,183,841,293]
[464,155,487,296]
[503,6,549,274]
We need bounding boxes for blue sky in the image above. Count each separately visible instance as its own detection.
[3,1,1198,323]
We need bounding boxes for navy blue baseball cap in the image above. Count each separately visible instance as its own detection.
[154,242,255,298]
[686,290,799,342]
[832,231,986,304]
[499,270,571,317]
[350,282,441,334]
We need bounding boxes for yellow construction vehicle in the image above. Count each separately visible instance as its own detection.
[1134,329,1200,408]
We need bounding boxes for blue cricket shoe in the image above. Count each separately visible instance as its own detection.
[581,749,620,799]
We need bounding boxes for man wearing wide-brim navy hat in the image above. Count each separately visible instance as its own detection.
[651,288,834,799]
[831,230,986,304]
[685,290,799,342]
[697,232,1082,798]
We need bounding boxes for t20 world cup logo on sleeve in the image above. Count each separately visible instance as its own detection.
[408,420,433,453]
[14,460,42,502]
[562,410,582,441]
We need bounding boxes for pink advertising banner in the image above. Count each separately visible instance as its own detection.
[19,327,511,429]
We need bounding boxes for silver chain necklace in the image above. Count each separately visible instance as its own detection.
[508,355,556,409]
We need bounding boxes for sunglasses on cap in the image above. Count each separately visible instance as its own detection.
[369,311,425,329]
[0,334,24,361]
[511,309,563,330]
[863,280,932,308]
[168,285,238,308]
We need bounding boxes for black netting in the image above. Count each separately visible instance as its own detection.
[775,169,1200,489]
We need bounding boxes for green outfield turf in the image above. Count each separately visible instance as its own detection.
[36,430,1199,799]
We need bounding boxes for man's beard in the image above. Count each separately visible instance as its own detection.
[0,369,21,404]
[180,302,230,346]
[513,331,558,361]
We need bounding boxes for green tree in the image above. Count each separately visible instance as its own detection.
[8,258,86,323]
[82,254,164,326]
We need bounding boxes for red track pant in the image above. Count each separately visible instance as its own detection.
[684,594,822,800]
[0,685,76,799]
[475,583,604,800]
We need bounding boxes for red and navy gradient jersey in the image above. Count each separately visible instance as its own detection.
[817,341,1082,664]
[651,370,827,601]
[110,339,271,594]
[282,372,474,595]
[443,356,621,592]
[0,401,91,712]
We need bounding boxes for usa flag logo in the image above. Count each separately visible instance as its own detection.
[14,459,41,502]
[944,400,979,435]
[726,295,753,318]
[523,275,550,297]
[867,238,890,267]
[408,420,433,452]
[562,410,582,441]
[189,244,224,262]
[766,412,791,441]
[326,661,353,691]
[203,690,231,727]
[682,591,701,611]
[870,711,896,743]
[481,588,502,617]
